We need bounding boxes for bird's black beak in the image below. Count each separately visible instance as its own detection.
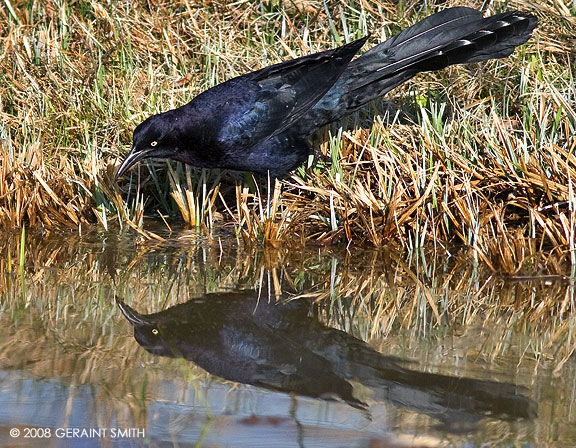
[115,147,152,181]
[116,297,148,327]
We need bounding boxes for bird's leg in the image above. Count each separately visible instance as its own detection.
[308,135,331,172]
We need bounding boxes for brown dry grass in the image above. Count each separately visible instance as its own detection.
[1,0,575,273]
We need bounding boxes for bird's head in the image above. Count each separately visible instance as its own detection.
[116,297,173,355]
[115,112,178,179]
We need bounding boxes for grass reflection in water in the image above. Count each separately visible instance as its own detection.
[0,228,574,446]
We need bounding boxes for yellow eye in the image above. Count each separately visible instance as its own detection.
[152,328,159,335]
[150,141,158,147]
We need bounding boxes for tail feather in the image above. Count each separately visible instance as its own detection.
[302,7,537,131]
[349,8,537,103]
[362,7,485,60]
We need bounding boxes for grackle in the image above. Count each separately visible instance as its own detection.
[116,7,537,179]
[117,288,536,429]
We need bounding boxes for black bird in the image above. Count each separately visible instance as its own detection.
[116,7,537,179]
[117,289,536,430]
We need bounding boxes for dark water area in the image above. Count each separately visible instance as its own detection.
[0,227,575,447]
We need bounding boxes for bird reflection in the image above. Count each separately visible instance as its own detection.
[117,288,536,430]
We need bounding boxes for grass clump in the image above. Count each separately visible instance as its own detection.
[1,0,575,272]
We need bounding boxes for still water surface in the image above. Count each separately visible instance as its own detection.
[0,228,574,447]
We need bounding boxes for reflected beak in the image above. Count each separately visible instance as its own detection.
[115,147,153,181]
[116,297,149,327]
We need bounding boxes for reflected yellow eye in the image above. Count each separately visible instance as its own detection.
[150,141,158,147]
[152,328,159,335]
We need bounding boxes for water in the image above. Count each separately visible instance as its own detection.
[0,227,574,447]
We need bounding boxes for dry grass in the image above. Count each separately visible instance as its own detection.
[1,0,575,272]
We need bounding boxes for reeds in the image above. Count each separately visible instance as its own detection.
[1,0,575,271]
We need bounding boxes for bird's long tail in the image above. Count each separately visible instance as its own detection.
[303,7,537,132]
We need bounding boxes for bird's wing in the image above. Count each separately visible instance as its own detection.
[218,37,367,146]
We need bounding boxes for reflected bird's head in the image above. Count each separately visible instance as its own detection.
[116,297,168,354]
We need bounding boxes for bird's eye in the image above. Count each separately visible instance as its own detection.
[150,141,158,147]
[152,328,159,335]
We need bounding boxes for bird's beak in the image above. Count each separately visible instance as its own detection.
[115,147,152,181]
[116,297,149,327]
